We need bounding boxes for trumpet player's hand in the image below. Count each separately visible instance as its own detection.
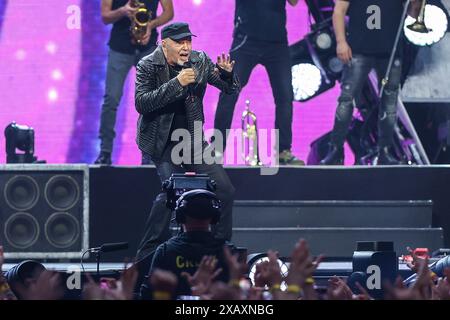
[177,68,196,87]
[215,53,235,73]
[337,40,352,64]
[122,1,137,19]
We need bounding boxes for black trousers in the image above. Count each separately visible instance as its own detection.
[331,54,402,148]
[135,143,235,262]
[214,35,294,152]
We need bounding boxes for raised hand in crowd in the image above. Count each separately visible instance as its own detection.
[352,281,373,300]
[181,255,222,297]
[118,262,139,300]
[327,276,373,300]
[82,274,107,300]
[82,274,126,300]
[253,251,283,294]
[384,275,420,300]
[384,258,434,300]
[285,239,323,300]
[254,260,271,288]
[431,268,450,300]
[327,276,354,300]
[26,270,65,300]
[83,261,138,300]
[151,269,178,300]
[220,246,250,300]
[223,246,248,283]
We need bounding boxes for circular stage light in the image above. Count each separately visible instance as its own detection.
[4,175,39,211]
[328,56,344,75]
[404,4,448,46]
[315,32,333,50]
[5,212,40,249]
[247,254,289,290]
[45,175,80,211]
[45,212,80,248]
[292,63,322,101]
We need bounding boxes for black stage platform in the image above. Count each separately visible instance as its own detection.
[87,165,450,261]
[1,165,450,262]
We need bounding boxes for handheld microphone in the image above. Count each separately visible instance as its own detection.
[183,60,195,102]
[91,242,129,253]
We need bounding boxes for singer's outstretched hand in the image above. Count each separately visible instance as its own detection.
[216,53,235,73]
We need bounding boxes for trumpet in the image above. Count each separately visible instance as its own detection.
[407,0,431,33]
[241,100,261,166]
[130,0,151,45]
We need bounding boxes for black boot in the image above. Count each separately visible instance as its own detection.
[374,146,399,165]
[94,151,112,165]
[320,144,344,165]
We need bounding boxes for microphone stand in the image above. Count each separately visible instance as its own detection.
[380,0,430,164]
[379,0,411,99]
[88,247,102,279]
[96,250,101,279]
[360,0,412,164]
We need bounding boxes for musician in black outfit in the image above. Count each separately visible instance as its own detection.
[95,0,174,165]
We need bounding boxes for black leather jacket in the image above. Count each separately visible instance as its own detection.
[135,46,240,161]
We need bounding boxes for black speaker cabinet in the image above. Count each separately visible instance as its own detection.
[0,164,88,259]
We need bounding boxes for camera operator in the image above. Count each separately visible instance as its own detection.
[140,189,229,298]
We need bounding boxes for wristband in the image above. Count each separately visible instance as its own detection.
[229,279,241,288]
[286,284,301,294]
[269,284,281,293]
[153,291,171,300]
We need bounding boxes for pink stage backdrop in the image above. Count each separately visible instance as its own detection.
[0,0,351,165]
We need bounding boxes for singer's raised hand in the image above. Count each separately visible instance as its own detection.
[216,53,235,73]
[177,68,196,87]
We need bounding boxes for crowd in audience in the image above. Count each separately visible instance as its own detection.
[1,240,450,301]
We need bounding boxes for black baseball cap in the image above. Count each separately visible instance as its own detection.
[161,22,196,40]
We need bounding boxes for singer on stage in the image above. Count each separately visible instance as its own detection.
[134,22,240,263]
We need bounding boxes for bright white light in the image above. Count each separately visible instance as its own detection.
[46,42,58,54]
[404,5,448,46]
[48,88,58,102]
[292,63,322,101]
[193,0,202,5]
[248,257,289,290]
[51,69,63,80]
[316,32,333,50]
[15,49,26,60]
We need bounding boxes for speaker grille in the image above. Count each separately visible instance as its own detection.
[4,212,40,249]
[4,175,39,211]
[45,175,80,211]
[45,212,80,248]
[0,165,88,259]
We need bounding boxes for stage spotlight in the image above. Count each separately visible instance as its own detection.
[247,253,289,290]
[314,31,333,51]
[5,122,37,164]
[327,56,344,75]
[292,63,323,101]
[404,4,448,46]
[290,19,342,102]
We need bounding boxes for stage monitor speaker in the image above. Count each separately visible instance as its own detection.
[0,164,89,259]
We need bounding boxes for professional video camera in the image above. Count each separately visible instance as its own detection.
[162,172,216,211]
